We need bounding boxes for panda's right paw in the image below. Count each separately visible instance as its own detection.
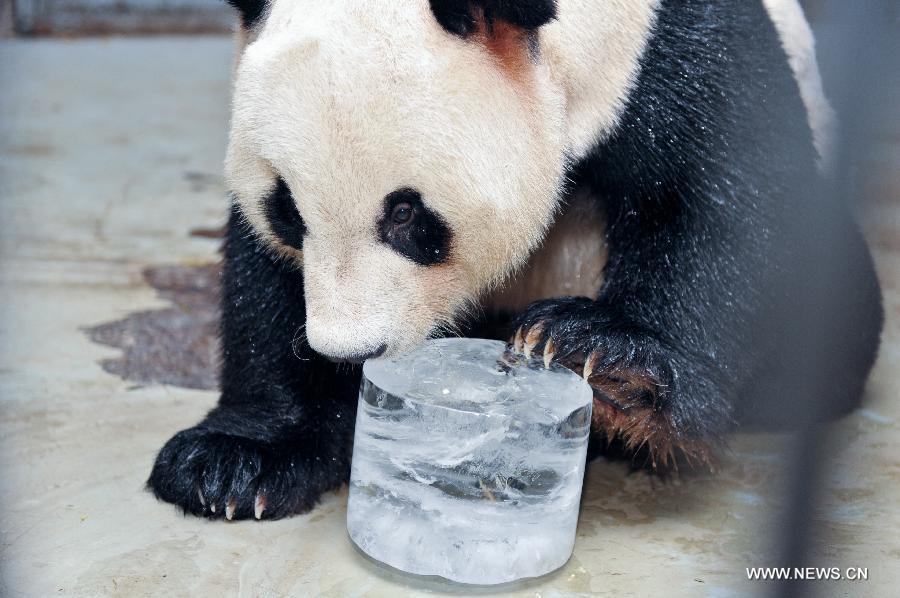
[147,426,349,521]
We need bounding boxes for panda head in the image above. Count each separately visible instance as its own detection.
[225,0,567,361]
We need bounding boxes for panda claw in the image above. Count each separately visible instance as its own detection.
[583,351,601,381]
[197,489,206,507]
[254,494,266,520]
[513,327,525,354]
[210,503,217,514]
[225,498,236,521]
[543,337,556,369]
[523,323,545,360]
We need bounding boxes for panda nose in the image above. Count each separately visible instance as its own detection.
[324,343,388,364]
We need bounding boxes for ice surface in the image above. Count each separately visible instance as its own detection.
[346,338,593,585]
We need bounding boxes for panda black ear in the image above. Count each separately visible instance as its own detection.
[430,0,557,37]
[487,0,557,30]
[226,0,267,28]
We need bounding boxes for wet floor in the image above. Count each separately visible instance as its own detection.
[0,37,898,597]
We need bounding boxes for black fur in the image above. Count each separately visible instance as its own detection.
[263,177,307,252]
[430,0,557,36]
[226,0,266,28]
[378,188,452,266]
[149,0,883,517]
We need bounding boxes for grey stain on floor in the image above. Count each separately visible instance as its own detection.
[86,261,222,391]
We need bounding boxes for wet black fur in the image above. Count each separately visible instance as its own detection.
[555,0,883,437]
[148,0,883,519]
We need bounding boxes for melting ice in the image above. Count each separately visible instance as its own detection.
[346,338,593,585]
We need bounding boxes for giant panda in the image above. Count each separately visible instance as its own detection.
[148,0,883,521]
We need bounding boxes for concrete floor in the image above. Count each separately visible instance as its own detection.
[0,37,898,597]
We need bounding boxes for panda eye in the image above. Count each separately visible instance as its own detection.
[391,202,414,225]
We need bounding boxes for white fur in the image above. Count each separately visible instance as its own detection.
[485,186,608,314]
[763,0,835,166]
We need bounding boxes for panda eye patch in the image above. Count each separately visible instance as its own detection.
[263,177,307,252]
[379,188,451,266]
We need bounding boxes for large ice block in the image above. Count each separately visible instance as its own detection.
[346,338,593,585]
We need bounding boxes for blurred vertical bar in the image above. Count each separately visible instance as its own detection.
[775,1,897,597]
[0,0,14,37]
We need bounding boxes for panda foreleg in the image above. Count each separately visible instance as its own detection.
[147,207,360,520]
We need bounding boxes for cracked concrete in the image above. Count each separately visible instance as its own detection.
[0,36,897,597]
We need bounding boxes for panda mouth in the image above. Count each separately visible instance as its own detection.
[324,343,388,365]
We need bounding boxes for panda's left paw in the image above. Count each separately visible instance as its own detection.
[147,425,348,521]
[510,297,718,471]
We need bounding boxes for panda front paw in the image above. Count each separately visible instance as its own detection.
[510,297,720,471]
[147,426,348,521]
